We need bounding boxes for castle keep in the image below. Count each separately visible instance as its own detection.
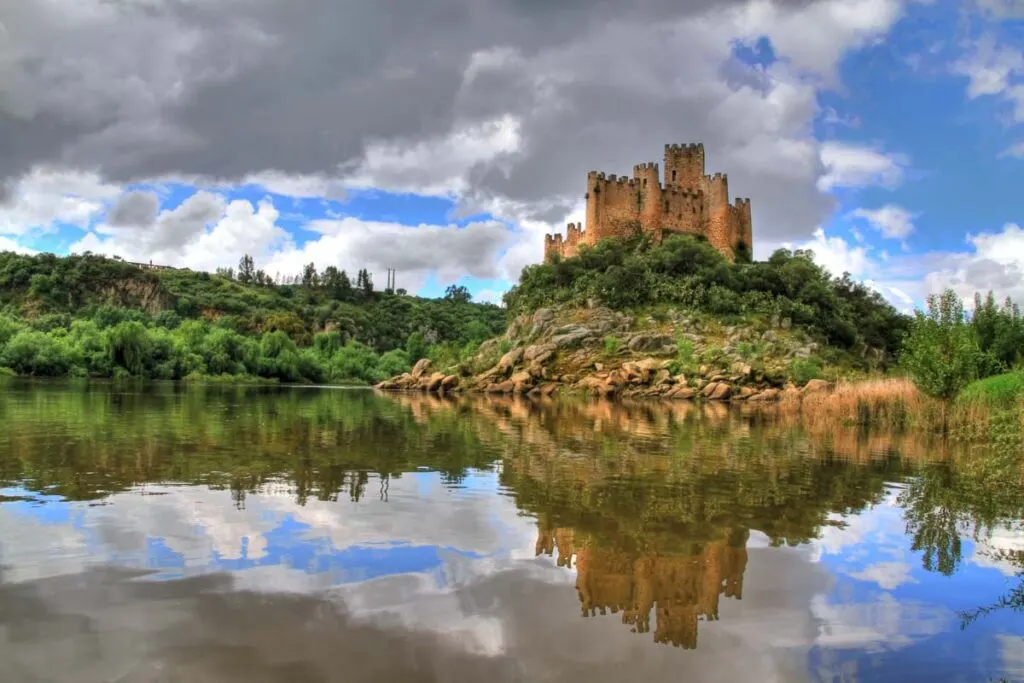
[544,143,753,262]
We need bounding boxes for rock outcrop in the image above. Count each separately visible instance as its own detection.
[375,305,839,403]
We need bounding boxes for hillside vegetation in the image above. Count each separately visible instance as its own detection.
[0,251,506,384]
[505,234,910,359]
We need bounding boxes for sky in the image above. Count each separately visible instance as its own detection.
[0,0,1022,307]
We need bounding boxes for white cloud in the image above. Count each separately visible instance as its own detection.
[1000,140,1024,158]
[953,37,1024,106]
[851,204,918,240]
[969,524,1024,577]
[811,592,953,652]
[818,141,910,191]
[919,223,1024,305]
[974,0,1024,17]
[70,191,292,273]
[970,222,1024,264]
[732,0,904,83]
[953,31,1024,155]
[792,227,872,277]
[0,236,38,255]
[263,217,514,293]
[341,115,523,198]
[474,289,503,305]
[0,168,120,236]
[848,561,917,590]
[241,172,349,201]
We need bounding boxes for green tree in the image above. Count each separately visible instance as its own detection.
[901,289,981,427]
[238,254,256,284]
[301,263,319,289]
[406,331,428,362]
[444,284,472,304]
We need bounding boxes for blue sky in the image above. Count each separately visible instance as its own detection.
[0,0,1021,308]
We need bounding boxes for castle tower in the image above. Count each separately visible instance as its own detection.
[664,143,705,191]
[704,172,733,256]
[633,162,662,236]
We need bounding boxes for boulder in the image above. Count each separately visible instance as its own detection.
[627,333,675,353]
[747,388,780,402]
[701,381,733,401]
[411,358,432,379]
[539,382,559,396]
[802,378,832,394]
[667,386,697,400]
[424,372,446,392]
[731,362,754,379]
[532,308,555,325]
[523,343,557,364]
[551,327,594,349]
[497,347,525,372]
[509,370,535,393]
[485,380,516,394]
[440,375,460,391]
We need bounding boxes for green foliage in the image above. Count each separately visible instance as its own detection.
[0,250,505,384]
[667,337,698,377]
[603,336,620,354]
[503,234,909,359]
[971,291,1024,373]
[957,371,1024,410]
[901,290,982,402]
[789,357,823,385]
[406,332,428,362]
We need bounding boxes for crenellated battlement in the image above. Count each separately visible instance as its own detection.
[545,142,753,264]
[665,143,704,152]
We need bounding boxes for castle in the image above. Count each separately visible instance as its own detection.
[544,143,753,262]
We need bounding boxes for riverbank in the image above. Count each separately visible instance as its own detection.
[375,303,868,402]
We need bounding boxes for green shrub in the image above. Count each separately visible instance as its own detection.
[789,357,823,385]
[603,336,620,354]
[668,337,698,376]
[901,290,981,403]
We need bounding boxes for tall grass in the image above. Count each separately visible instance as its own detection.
[782,378,941,430]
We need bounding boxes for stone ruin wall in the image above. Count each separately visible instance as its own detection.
[543,143,753,263]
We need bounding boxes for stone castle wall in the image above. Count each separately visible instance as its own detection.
[544,143,753,263]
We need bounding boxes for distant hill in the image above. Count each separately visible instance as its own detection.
[0,250,506,383]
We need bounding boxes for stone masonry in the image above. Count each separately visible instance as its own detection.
[544,143,753,262]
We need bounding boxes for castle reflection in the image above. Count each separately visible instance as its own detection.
[535,522,748,648]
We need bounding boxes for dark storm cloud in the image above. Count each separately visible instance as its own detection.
[106,190,160,227]
[1,0,829,243]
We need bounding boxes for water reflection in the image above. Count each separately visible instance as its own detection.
[0,381,1022,682]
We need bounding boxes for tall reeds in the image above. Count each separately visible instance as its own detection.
[777,378,942,431]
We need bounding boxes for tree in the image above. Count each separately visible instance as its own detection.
[357,269,373,297]
[406,331,428,362]
[301,263,319,289]
[238,254,255,284]
[444,284,472,304]
[321,266,353,301]
[901,289,981,428]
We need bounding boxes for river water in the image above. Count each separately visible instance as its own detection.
[0,381,1021,682]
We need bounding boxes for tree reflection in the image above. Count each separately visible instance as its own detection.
[0,383,1022,643]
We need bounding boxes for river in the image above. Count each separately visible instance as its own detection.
[0,381,1021,682]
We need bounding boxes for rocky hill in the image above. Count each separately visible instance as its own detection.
[377,304,844,402]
